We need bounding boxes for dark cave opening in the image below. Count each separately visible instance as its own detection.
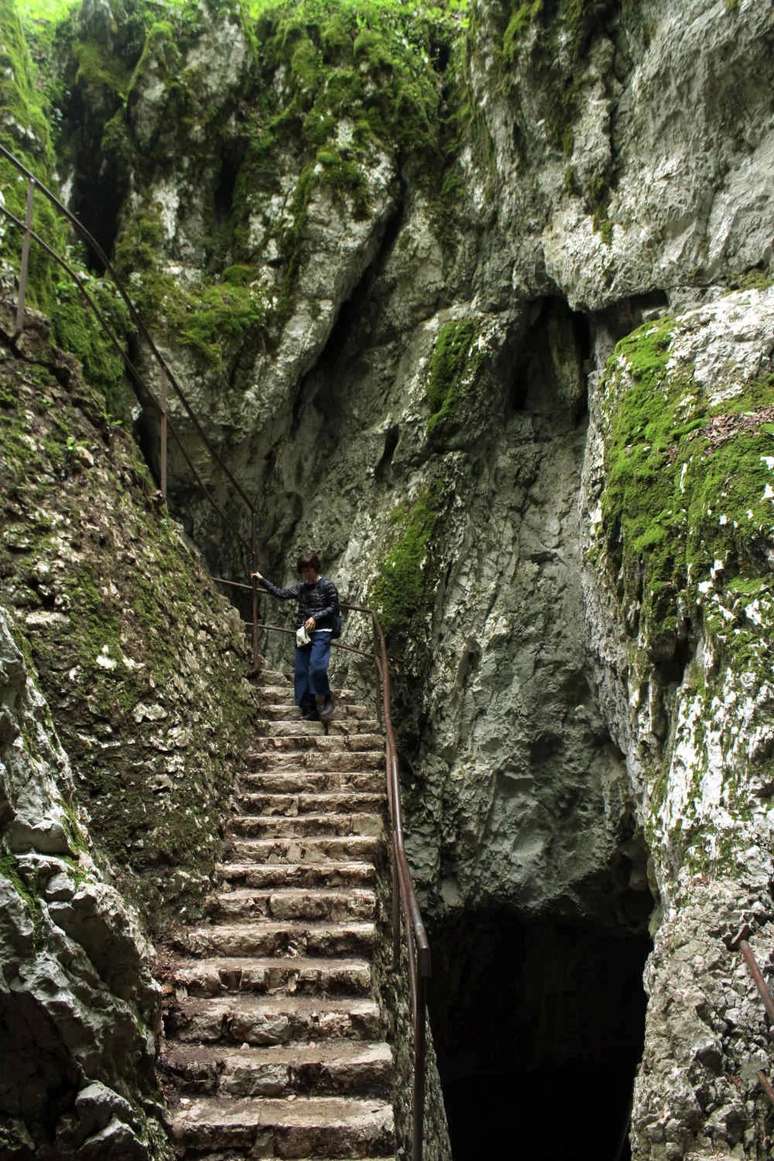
[429,911,652,1161]
[213,147,243,224]
[69,161,126,273]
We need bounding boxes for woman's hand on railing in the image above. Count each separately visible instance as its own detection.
[251,570,263,581]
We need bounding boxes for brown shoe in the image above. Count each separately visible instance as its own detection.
[317,695,335,723]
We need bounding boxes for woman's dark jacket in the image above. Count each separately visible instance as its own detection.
[259,575,339,630]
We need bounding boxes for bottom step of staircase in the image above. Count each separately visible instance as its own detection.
[170,1094,394,1156]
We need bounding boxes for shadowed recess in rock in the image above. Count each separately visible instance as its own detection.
[429,911,652,1161]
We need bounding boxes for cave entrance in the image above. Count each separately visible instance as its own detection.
[429,911,652,1161]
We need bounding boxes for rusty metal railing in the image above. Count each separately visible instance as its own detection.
[728,924,774,1107]
[349,600,432,1161]
[218,578,432,1161]
[0,142,262,666]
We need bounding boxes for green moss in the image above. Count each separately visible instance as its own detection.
[426,318,483,440]
[726,269,774,293]
[0,0,65,309]
[73,37,133,96]
[600,316,774,661]
[0,846,43,940]
[588,171,613,243]
[60,800,89,854]
[50,276,133,419]
[176,280,267,365]
[370,486,443,636]
[502,0,542,60]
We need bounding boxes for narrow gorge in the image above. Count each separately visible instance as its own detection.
[0,0,771,1159]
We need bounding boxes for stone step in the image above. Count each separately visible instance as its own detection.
[228,813,383,840]
[169,955,372,998]
[262,703,372,721]
[174,920,376,959]
[259,686,358,705]
[216,862,376,890]
[161,1040,393,1099]
[240,771,384,794]
[253,668,289,686]
[247,750,384,772]
[227,836,382,865]
[209,887,376,922]
[166,994,382,1047]
[250,734,384,755]
[237,791,385,816]
[257,719,381,738]
[170,1095,394,1157]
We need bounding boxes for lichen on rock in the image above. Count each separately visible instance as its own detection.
[0,299,254,925]
[584,287,774,1158]
[0,604,171,1160]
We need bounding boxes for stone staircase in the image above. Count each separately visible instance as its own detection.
[161,666,396,1159]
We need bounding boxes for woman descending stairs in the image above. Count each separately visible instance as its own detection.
[161,666,396,1159]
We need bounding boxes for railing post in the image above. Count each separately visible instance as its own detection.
[159,371,168,500]
[15,177,35,334]
[413,963,428,1161]
[250,525,260,670]
[392,835,401,969]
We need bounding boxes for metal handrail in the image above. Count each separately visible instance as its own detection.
[729,924,774,1107]
[1,142,432,1159]
[332,599,432,1161]
[0,145,255,521]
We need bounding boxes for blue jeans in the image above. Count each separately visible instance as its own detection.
[294,631,332,708]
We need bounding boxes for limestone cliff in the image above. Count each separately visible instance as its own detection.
[0,605,171,1159]
[0,0,772,1158]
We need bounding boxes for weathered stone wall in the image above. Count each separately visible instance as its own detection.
[0,606,170,1160]
[582,287,773,1159]
[0,301,255,924]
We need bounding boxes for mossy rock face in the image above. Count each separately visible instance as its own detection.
[599,311,773,661]
[0,298,254,926]
[0,604,173,1161]
[594,288,774,888]
[45,0,467,382]
[426,318,482,441]
[370,485,446,639]
[499,0,617,144]
[0,0,64,310]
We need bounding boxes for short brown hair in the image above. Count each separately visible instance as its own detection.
[296,550,321,574]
